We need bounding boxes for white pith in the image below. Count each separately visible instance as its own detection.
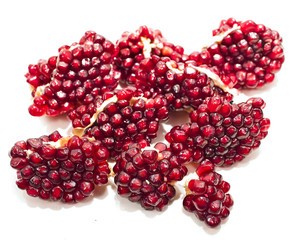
[72,94,152,137]
[72,95,118,136]
[191,66,239,96]
[165,61,184,74]
[129,96,148,105]
[165,59,239,96]
[203,23,241,48]
[33,84,49,97]
[23,136,70,157]
[141,37,163,59]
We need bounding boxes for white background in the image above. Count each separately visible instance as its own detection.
[1,0,291,239]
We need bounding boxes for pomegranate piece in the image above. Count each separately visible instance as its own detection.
[113,142,187,211]
[9,131,110,202]
[183,160,234,227]
[73,86,171,159]
[27,31,121,117]
[166,96,270,166]
[189,18,284,89]
[124,56,233,111]
[114,25,188,85]
[68,86,142,129]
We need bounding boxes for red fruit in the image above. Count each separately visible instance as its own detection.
[189,18,284,89]
[27,31,121,117]
[113,143,186,211]
[188,179,207,194]
[183,164,233,227]
[167,96,270,166]
[79,88,171,159]
[115,26,188,85]
[126,56,233,111]
[9,131,110,202]
[196,159,215,176]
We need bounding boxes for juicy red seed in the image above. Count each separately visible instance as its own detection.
[149,173,163,186]
[67,136,83,149]
[51,186,64,201]
[48,170,61,184]
[10,144,27,157]
[26,186,40,197]
[20,165,35,179]
[95,146,110,161]
[219,181,231,193]
[133,154,144,168]
[129,178,143,192]
[79,181,95,196]
[193,196,209,211]
[117,186,130,196]
[10,157,28,170]
[29,152,45,166]
[199,171,220,186]
[27,138,43,150]
[142,150,158,164]
[188,179,207,194]
[208,200,222,214]
[224,194,234,208]
[81,142,94,157]
[29,175,42,188]
[40,145,56,160]
[183,194,196,212]
[49,131,63,142]
[39,190,50,200]
[116,171,131,186]
[171,129,188,143]
[144,192,161,207]
[206,215,221,227]
[16,178,29,189]
[70,149,84,162]
[196,160,215,176]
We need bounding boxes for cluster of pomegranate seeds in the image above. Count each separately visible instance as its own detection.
[9,131,110,202]
[183,159,234,227]
[27,31,121,117]
[81,87,171,159]
[113,143,187,210]
[114,25,188,85]
[189,18,284,88]
[68,90,114,129]
[26,57,57,89]
[126,56,233,111]
[166,96,270,167]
